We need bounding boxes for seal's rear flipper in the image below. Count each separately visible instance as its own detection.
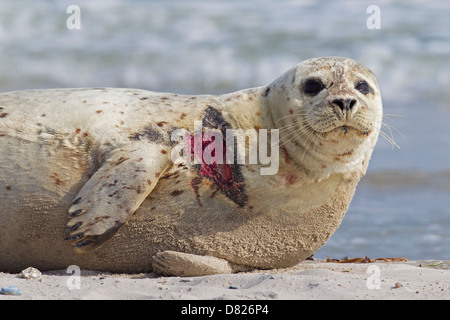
[152,251,234,276]
[64,141,170,253]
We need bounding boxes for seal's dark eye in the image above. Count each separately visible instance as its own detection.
[302,79,325,96]
[355,80,372,94]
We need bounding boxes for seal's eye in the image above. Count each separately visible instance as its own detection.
[355,80,372,94]
[302,79,325,96]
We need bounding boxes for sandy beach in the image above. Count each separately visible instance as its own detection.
[0,259,448,300]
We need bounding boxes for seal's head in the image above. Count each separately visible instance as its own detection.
[266,56,383,180]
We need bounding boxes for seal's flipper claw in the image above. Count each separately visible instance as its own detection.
[65,142,170,253]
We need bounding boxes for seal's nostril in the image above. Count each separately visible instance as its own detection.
[332,99,357,111]
[332,99,345,110]
[348,99,357,110]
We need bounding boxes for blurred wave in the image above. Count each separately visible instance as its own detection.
[0,0,449,102]
[365,170,450,191]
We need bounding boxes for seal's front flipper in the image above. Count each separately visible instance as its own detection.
[65,142,170,253]
[152,251,233,276]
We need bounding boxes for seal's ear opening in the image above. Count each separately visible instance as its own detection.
[262,86,271,98]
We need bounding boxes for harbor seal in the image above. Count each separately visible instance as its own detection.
[0,57,382,275]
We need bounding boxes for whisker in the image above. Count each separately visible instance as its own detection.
[279,127,304,146]
[279,124,306,148]
[276,112,311,122]
[278,122,306,133]
[278,118,310,134]
[382,121,404,138]
[383,113,406,118]
[279,120,317,156]
[376,127,401,150]
[382,129,401,149]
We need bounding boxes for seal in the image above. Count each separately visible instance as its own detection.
[0,57,383,275]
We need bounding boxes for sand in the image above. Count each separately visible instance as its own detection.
[0,260,448,301]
